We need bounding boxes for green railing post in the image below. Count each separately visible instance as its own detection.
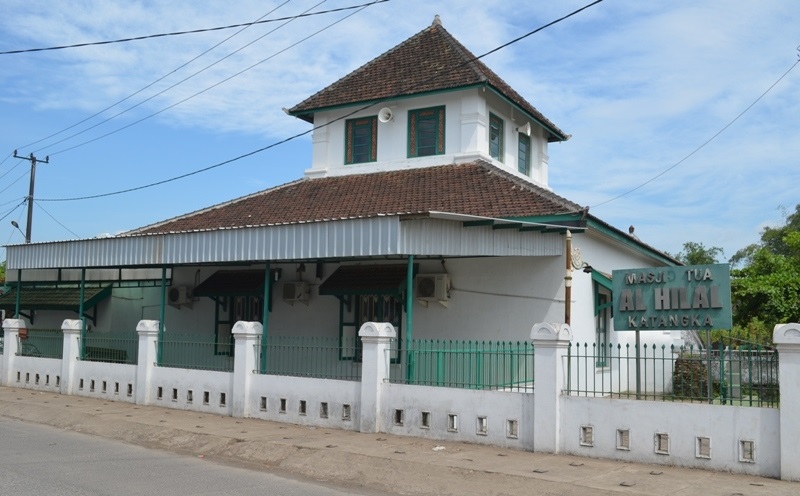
[158,268,166,364]
[261,262,271,374]
[14,269,21,318]
[405,255,414,382]
[79,268,86,360]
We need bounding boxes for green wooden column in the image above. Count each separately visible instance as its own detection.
[405,255,414,382]
[79,268,86,359]
[158,268,166,364]
[14,269,21,318]
[260,262,271,374]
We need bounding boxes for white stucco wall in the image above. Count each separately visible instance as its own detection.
[306,88,550,187]
[72,361,137,403]
[10,356,62,392]
[247,374,360,431]
[382,383,533,450]
[148,367,233,416]
[562,396,780,477]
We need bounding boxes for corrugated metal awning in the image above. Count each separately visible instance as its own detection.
[319,264,413,296]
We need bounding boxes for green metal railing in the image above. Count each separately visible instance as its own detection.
[81,331,139,364]
[566,342,779,408]
[159,333,234,372]
[257,336,361,381]
[389,339,534,392]
[17,329,63,359]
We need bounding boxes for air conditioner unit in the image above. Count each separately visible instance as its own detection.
[283,281,310,305]
[415,274,449,306]
[168,285,193,308]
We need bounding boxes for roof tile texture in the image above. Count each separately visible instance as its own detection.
[130,161,582,235]
[288,21,566,140]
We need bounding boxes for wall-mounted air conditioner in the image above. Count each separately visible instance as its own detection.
[168,285,193,309]
[415,274,450,307]
[283,282,310,305]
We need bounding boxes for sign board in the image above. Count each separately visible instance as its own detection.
[612,264,731,331]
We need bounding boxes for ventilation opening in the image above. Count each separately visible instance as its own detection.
[393,409,404,426]
[299,400,307,415]
[114,382,120,394]
[172,388,178,402]
[616,429,630,451]
[655,433,670,455]
[447,414,459,433]
[320,402,328,418]
[219,392,226,407]
[157,386,163,400]
[279,398,287,413]
[342,404,352,421]
[506,419,519,439]
[203,391,210,405]
[421,411,431,429]
[187,390,193,404]
[740,440,755,463]
[580,425,594,447]
[90,380,95,392]
[696,436,711,459]
[35,373,40,385]
[476,416,488,436]
[79,378,84,390]
[126,383,132,396]
[260,396,267,411]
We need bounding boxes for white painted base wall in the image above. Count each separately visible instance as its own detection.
[561,396,780,477]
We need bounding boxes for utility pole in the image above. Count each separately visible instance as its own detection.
[12,150,49,244]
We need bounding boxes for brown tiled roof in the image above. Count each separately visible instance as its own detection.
[126,161,583,235]
[288,19,568,142]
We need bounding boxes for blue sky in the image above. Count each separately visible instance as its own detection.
[0,0,798,264]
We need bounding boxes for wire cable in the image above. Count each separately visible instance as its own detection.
[18,0,294,153]
[0,1,389,56]
[39,0,604,202]
[33,200,81,239]
[591,58,800,209]
[33,0,323,156]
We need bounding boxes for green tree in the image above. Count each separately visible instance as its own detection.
[726,205,800,345]
[668,241,724,265]
[0,260,5,285]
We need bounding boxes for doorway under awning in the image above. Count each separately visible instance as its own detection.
[0,285,112,325]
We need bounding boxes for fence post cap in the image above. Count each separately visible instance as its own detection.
[358,321,396,338]
[61,319,83,332]
[136,320,161,334]
[1,318,26,331]
[530,322,572,342]
[232,320,263,336]
[773,323,800,345]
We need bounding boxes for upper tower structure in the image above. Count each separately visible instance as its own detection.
[288,16,568,188]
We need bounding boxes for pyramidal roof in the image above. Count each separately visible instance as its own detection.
[288,16,568,142]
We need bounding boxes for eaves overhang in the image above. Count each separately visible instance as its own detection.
[5,214,565,271]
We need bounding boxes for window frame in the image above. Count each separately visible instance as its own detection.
[489,113,504,162]
[345,116,378,164]
[594,285,612,367]
[408,106,446,157]
[517,132,531,175]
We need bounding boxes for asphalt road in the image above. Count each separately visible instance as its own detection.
[0,417,378,496]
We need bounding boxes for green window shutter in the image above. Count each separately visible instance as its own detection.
[408,106,445,157]
[489,113,504,162]
[517,133,530,174]
[345,116,377,164]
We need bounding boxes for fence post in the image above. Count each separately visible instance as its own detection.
[359,322,396,433]
[1,318,24,386]
[232,320,262,418]
[531,322,572,454]
[135,320,160,406]
[773,323,800,481]
[60,320,82,395]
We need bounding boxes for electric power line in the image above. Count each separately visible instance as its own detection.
[46,0,375,157]
[0,1,389,56]
[33,200,81,239]
[590,58,800,210]
[32,0,324,156]
[38,0,604,202]
[19,0,295,153]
